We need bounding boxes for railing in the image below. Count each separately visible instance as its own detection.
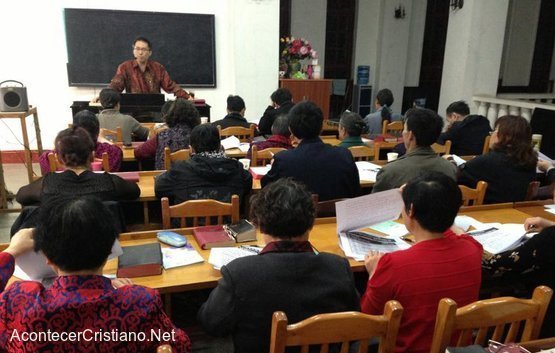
[472,95,555,127]
[497,93,555,104]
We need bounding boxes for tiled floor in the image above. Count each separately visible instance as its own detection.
[0,162,38,242]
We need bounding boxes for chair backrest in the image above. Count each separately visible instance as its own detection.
[374,141,399,162]
[100,127,123,143]
[348,146,375,161]
[483,135,491,154]
[163,147,191,170]
[251,146,287,166]
[316,198,347,218]
[100,152,110,172]
[432,141,452,155]
[161,195,240,228]
[269,301,403,353]
[218,124,256,143]
[429,286,553,353]
[525,181,541,201]
[459,181,488,206]
[49,152,110,172]
[382,120,404,137]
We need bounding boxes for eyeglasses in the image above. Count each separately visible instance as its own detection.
[133,47,150,52]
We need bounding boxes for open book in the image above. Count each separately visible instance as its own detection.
[208,246,262,270]
[467,223,530,254]
[220,136,250,152]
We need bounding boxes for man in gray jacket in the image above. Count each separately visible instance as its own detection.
[373,108,457,192]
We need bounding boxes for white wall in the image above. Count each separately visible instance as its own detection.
[499,0,540,86]
[0,0,279,150]
[290,0,327,75]
[404,0,427,87]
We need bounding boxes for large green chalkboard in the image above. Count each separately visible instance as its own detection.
[65,8,216,87]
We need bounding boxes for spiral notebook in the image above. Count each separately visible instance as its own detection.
[208,246,262,270]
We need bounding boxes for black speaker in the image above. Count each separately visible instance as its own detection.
[0,80,29,112]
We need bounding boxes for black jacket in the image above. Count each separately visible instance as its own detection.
[261,137,360,201]
[212,112,252,129]
[258,101,295,136]
[155,154,252,207]
[458,150,536,203]
[198,250,360,353]
[438,114,491,156]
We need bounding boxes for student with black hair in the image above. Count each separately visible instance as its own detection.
[338,111,367,148]
[155,124,252,208]
[362,172,482,353]
[199,178,359,353]
[437,100,491,155]
[97,88,149,144]
[211,95,252,129]
[135,98,201,170]
[363,88,402,138]
[39,110,123,174]
[261,101,360,201]
[0,197,191,353]
[246,115,292,159]
[258,88,295,136]
[372,108,457,192]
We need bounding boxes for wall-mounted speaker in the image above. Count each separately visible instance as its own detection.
[0,80,29,112]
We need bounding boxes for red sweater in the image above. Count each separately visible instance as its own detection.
[361,230,482,353]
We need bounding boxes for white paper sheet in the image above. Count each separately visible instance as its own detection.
[467,223,527,254]
[450,154,467,167]
[161,247,204,269]
[220,136,241,150]
[355,161,382,182]
[208,246,261,270]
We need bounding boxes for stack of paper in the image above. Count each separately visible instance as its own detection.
[467,223,528,254]
[161,247,204,269]
[355,161,382,182]
[208,246,261,270]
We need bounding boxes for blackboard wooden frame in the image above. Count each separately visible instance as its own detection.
[64,8,216,88]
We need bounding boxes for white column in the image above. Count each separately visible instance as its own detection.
[477,101,488,117]
[487,103,499,128]
[521,108,532,122]
[508,105,520,116]
[438,0,510,115]
[498,104,508,118]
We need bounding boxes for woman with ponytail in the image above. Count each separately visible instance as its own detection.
[338,111,367,148]
[363,88,402,139]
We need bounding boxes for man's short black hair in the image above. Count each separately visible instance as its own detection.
[34,196,118,272]
[288,101,323,139]
[99,88,121,109]
[250,178,315,239]
[405,108,444,146]
[446,101,470,116]
[74,110,100,141]
[402,172,462,233]
[270,88,293,105]
[339,111,365,137]
[134,36,152,50]
[227,95,246,113]
[190,124,221,153]
[271,115,291,137]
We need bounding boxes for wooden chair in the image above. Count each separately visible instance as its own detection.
[161,195,240,228]
[432,140,452,155]
[48,152,110,172]
[269,301,403,353]
[218,124,256,142]
[483,135,491,154]
[100,127,123,143]
[429,286,553,353]
[251,146,287,166]
[382,120,404,137]
[525,181,541,201]
[459,181,488,206]
[348,146,375,161]
[163,147,191,170]
[374,141,399,162]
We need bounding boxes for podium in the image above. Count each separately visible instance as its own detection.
[279,79,332,120]
[0,106,43,183]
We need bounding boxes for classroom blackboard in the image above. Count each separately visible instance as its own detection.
[64,8,216,88]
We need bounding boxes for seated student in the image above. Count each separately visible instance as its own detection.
[135,98,201,170]
[198,178,360,353]
[458,115,537,203]
[261,101,360,201]
[17,127,139,207]
[337,111,367,148]
[362,172,482,353]
[258,88,294,136]
[155,124,252,207]
[373,108,457,193]
[363,88,402,139]
[483,216,555,337]
[437,100,491,156]
[211,95,252,129]
[0,197,191,353]
[246,115,292,159]
[97,88,149,144]
[39,110,123,174]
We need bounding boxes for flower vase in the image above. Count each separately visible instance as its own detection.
[288,59,302,78]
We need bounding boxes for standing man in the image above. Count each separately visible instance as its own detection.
[109,36,191,99]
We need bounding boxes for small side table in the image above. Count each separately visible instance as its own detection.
[0,106,43,183]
